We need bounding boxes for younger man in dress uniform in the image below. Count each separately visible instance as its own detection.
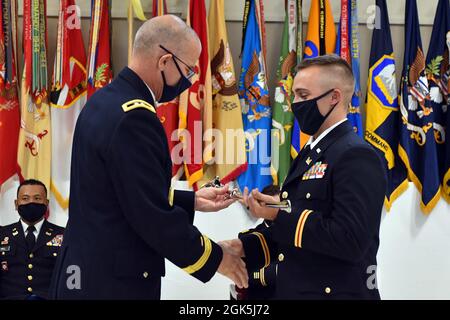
[221,55,387,300]
[0,179,64,299]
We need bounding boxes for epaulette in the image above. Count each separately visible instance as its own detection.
[122,99,155,114]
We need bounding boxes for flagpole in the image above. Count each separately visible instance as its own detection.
[128,1,133,63]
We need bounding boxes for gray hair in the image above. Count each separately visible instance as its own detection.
[133,14,199,57]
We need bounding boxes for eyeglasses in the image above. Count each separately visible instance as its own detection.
[159,45,196,80]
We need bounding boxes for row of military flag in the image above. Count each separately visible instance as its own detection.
[0,0,449,214]
[0,0,112,211]
[365,0,450,213]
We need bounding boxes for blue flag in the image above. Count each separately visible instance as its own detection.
[425,0,449,203]
[237,0,272,192]
[364,0,408,210]
[399,0,441,213]
[336,0,363,136]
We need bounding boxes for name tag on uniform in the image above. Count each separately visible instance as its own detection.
[0,246,10,252]
[46,234,63,247]
[302,162,328,180]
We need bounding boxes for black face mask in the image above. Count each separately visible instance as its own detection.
[292,89,337,135]
[18,203,47,224]
[159,61,192,103]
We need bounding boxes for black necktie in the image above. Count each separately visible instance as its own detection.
[26,225,36,250]
[300,144,312,160]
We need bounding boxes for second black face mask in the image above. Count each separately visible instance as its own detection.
[159,66,192,103]
[291,89,337,136]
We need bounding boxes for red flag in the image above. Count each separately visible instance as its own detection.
[179,0,213,189]
[50,0,87,210]
[0,0,20,186]
[87,0,112,99]
[152,0,167,16]
[152,0,183,178]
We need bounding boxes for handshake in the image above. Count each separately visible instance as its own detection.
[194,181,283,289]
[193,183,248,288]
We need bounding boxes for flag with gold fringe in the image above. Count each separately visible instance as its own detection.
[87,0,112,99]
[336,0,363,136]
[205,0,247,185]
[425,0,449,203]
[237,0,272,192]
[399,0,441,214]
[364,0,408,211]
[292,0,335,159]
[178,0,213,189]
[17,0,51,190]
[0,0,20,188]
[49,0,87,211]
[271,0,301,186]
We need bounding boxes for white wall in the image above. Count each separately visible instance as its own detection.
[1,0,450,299]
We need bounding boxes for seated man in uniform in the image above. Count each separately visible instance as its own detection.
[221,54,387,300]
[0,179,64,299]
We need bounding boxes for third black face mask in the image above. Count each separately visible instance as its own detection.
[292,89,337,136]
[18,203,47,224]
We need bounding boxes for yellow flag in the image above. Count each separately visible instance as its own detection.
[17,0,51,189]
[128,0,147,62]
[178,0,213,189]
[130,0,147,21]
[203,0,247,185]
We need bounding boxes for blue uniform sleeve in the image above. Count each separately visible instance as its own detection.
[172,190,195,224]
[272,147,387,263]
[106,109,222,282]
[238,225,278,271]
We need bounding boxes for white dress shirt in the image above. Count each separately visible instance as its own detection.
[306,118,348,150]
[144,82,157,104]
[20,218,44,238]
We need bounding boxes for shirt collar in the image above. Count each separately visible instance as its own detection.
[20,218,44,235]
[307,118,348,149]
[144,82,157,105]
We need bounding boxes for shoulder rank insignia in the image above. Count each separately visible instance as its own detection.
[122,99,155,114]
[46,234,63,247]
[302,162,328,180]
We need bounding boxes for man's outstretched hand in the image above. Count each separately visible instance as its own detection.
[195,184,236,212]
[218,239,245,258]
[217,242,248,289]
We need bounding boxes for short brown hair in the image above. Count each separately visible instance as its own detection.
[297,54,354,84]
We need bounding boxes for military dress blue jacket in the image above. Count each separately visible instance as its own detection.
[50,67,223,300]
